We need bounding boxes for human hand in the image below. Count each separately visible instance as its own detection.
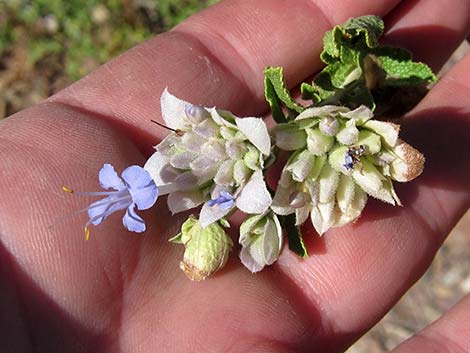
[1,0,469,352]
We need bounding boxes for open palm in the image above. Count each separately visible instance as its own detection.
[1,1,469,352]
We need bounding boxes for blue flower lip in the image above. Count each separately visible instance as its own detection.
[64,163,159,239]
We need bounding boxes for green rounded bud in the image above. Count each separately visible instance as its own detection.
[176,216,233,281]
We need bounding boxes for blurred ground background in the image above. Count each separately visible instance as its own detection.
[0,1,468,351]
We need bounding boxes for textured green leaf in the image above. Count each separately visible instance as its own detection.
[340,15,384,48]
[320,30,340,63]
[264,67,305,120]
[372,46,437,86]
[264,74,287,123]
[281,214,308,258]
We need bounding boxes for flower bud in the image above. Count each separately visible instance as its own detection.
[306,128,334,155]
[239,212,283,273]
[174,216,233,281]
[319,116,339,136]
[289,191,309,208]
[185,104,210,124]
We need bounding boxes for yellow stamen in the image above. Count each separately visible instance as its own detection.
[84,226,91,241]
[62,186,74,194]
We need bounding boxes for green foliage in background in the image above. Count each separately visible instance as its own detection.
[0,0,217,80]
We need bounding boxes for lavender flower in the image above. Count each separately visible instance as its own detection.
[64,164,158,239]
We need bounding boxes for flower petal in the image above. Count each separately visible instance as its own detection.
[99,164,125,191]
[199,200,232,228]
[225,139,247,160]
[214,160,235,186]
[286,150,315,182]
[87,196,129,226]
[233,160,251,184]
[336,174,356,213]
[193,118,219,138]
[122,205,146,233]
[363,120,399,147]
[160,88,188,130]
[310,201,335,235]
[168,190,205,214]
[121,166,159,210]
[174,171,200,190]
[352,159,383,196]
[306,128,334,155]
[335,186,367,226]
[295,206,310,225]
[170,151,198,170]
[339,105,374,125]
[208,107,237,128]
[144,152,179,194]
[295,105,349,120]
[318,163,340,203]
[239,236,265,273]
[274,124,307,151]
[328,145,350,173]
[336,119,359,145]
[262,214,282,265]
[236,170,272,214]
[202,140,227,160]
[356,130,382,155]
[181,132,204,153]
[235,117,271,156]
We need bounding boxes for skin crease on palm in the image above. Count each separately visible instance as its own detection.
[0,0,469,352]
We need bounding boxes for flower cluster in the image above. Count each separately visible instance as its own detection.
[271,105,424,234]
[64,15,431,281]
[144,89,273,228]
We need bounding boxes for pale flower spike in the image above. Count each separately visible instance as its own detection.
[144,88,272,229]
[63,164,158,239]
[66,15,432,281]
[272,105,424,235]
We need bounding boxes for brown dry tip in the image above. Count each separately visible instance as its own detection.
[179,260,209,282]
[398,140,425,181]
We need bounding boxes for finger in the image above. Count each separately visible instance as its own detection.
[383,0,470,71]
[50,0,401,147]
[391,294,470,352]
[276,53,470,350]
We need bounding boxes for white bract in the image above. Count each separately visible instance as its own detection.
[272,105,424,235]
[145,89,272,228]
[239,212,283,273]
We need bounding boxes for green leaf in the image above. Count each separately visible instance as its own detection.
[219,217,231,228]
[281,214,308,258]
[320,29,341,63]
[371,46,437,86]
[320,15,384,65]
[264,75,286,123]
[264,67,305,123]
[168,232,183,244]
[340,15,384,48]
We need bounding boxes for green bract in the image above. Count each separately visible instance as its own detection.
[170,215,233,281]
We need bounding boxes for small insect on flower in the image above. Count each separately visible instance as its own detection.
[63,164,159,240]
[344,145,365,171]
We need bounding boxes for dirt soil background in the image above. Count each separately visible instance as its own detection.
[0,2,469,351]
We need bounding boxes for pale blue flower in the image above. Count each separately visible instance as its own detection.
[207,190,235,210]
[66,164,158,238]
